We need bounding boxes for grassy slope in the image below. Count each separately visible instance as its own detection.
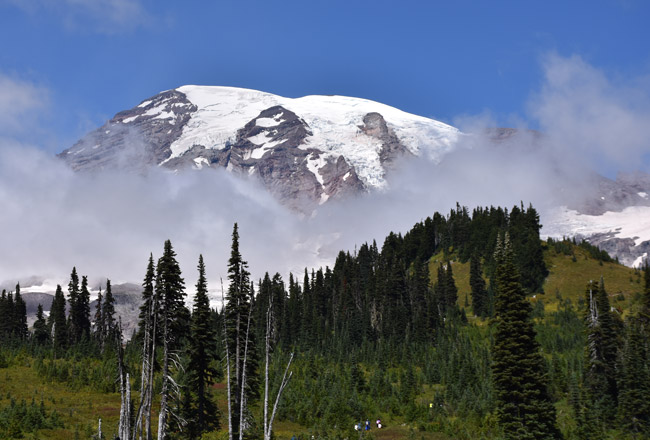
[429,241,644,315]
[2,241,643,440]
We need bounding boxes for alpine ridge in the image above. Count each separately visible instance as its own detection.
[58,86,459,211]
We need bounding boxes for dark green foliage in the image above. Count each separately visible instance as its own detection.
[156,239,189,349]
[470,254,488,317]
[49,285,68,350]
[13,284,28,340]
[224,223,259,438]
[582,279,620,428]
[33,304,50,345]
[102,279,117,344]
[0,398,64,438]
[491,235,561,439]
[617,317,650,436]
[185,255,220,438]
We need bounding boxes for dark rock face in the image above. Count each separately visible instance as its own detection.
[568,172,650,216]
[585,233,650,267]
[58,90,196,171]
[359,112,412,169]
[164,105,366,211]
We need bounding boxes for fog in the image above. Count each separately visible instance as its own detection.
[1,54,649,296]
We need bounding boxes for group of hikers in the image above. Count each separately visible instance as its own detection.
[354,418,382,431]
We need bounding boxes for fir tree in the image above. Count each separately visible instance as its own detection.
[186,254,220,438]
[33,304,50,345]
[103,279,116,344]
[491,234,561,439]
[13,284,28,339]
[224,223,259,439]
[155,239,188,439]
[93,288,104,346]
[78,275,91,340]
[0,290,9,339]
[49,285,68,350]
[470,254,488,317]
[617,317,650,436]
[583,278,619,428]
[67,267,80,343]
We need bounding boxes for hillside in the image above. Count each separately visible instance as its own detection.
[428,240,644,315]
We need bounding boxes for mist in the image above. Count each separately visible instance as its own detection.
[1,54,649,296]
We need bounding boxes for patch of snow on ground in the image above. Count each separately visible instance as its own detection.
[542,206,650,246]
[138,100,152,108]
[639,192,648,199]
[250,140,280,159]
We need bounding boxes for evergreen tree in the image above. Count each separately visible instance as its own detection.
[617,317,650,436]
[470,254,488,317]
[13,284,28,339]
[155,239,188,439]
[583,278,619,428]
[224,223,259,438]
[49,285,68,350]
[103,279,116,344]
[78,275,91,339]
[186,254,220,438]
[33,304,50,345]
[444,262,458,313]
[67,267,80,343]
[93,288,104,346]
[491,234,561,439]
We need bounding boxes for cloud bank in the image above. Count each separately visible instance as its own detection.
[1,54,649,296]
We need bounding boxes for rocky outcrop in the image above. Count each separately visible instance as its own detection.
[58,90,196,171]
[359,112,412,169]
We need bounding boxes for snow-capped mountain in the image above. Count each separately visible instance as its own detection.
[58,85,650,267]
[59,86,459,211]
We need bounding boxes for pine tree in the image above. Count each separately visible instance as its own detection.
[224,223,259,439]
[470,254,488,317]
[156,239,188,440]
[617,317,650,436]
[33,304,50,345]
[444,262,458,314]
[583,278,619,428]
[49,285,68,351]
[67,267,80,343]
[78,275,91,340]
[13,283,28,339]
[94,288,104,347]
[0,290,9,339]
[103,279,116,344]
[491,234,561,439]
[186,254,220,438]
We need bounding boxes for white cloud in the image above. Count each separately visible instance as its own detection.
[529,53,650,174]
[0,73,49,133]
[5,0,151,34]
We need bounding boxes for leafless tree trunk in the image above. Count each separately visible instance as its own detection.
[157,317,170,440]
[239,304,253,440]
[263,294,293,440]
[97,417,102,440]
[118,320,132,440]
[133,292,156,440]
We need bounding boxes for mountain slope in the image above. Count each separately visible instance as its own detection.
[59,86,459,210]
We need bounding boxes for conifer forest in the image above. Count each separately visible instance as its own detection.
[1,204,650,439]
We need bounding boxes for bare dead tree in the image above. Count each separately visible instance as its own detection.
[132,287,158,440]
[117,319,132,440]
[239,302,253,440]
[263,293,293,440]
[157,314,170,440]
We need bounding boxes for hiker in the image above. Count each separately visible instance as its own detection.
[376,418,382,429]
[365,420,370,431]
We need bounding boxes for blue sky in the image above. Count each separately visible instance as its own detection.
[1,0,650,159]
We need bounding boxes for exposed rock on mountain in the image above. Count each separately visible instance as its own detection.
[59,86,459,210]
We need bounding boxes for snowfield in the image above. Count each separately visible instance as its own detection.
[166,86,460,188]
